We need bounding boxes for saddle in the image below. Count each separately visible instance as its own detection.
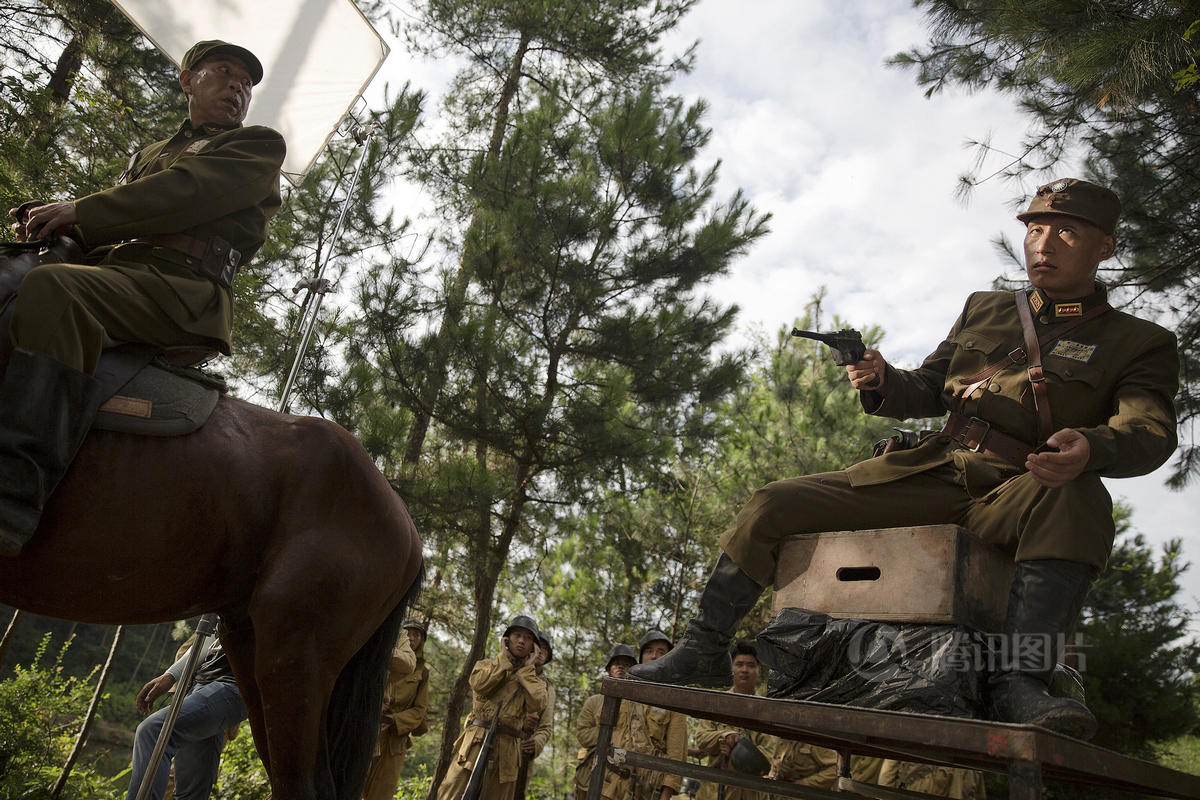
[1,237,223,436]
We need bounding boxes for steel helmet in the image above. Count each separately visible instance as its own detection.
[503,614,541,641]
[729,735,771,776]
[638,629,673,656]
[605,643,637,671]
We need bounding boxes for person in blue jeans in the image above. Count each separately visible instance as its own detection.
[126,630,247,800]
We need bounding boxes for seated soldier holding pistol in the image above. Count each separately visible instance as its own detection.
[630,179,1179,741]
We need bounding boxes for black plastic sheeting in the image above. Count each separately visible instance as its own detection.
[757,608,989,718]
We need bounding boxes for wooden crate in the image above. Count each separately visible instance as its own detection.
[772,525,1014,632]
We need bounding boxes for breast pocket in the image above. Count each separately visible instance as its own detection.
[644,707,671,748]
[949,329,1005,381]
[1042,357,1107,426]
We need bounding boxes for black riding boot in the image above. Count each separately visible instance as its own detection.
[628,553,763,687]
[989,558,1098,740]
[0,348,104,557]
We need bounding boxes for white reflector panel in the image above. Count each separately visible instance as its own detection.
[110,0,389,182]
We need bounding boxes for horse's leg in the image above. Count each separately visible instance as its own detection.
[246,575,340,800]
[219,616,269,773]
[248,418,421,800]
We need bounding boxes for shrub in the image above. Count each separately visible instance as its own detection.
[0,634,124,798]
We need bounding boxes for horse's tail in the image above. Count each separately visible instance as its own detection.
[326,563,425,800]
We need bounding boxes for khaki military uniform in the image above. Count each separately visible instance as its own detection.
[573,694,686,800]
[692,691,778,800]
[634,702,687,799]
[769,740,881,793]
[527,673,556,758]
[436,650,547,800]
[878,760,985,800]
[362,635,428,800]
[574,693,605,800]
[10,120,284,373]
[720,286,1178,585]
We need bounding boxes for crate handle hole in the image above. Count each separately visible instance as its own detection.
[836,566,881,581]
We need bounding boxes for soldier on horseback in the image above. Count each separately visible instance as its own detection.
[1,39,285,556]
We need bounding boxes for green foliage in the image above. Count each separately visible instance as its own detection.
[893,0,1200,485]
[393,763,434,799]
[0,635,125,799]
[1173,19,1200,89]
[209,724,270,799]
[1080,528,1200,756]
[1157,733,1200,773]
[0,0,183,221]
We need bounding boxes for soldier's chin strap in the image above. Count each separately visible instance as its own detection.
[134,613,219,800]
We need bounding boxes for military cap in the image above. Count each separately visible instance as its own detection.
[537,630,553,664]
[1016,178,1121,235]
[503,614,540,641]
[402,618,428,635]
[182,40,265,85]
[605,643,637,671]
[638,629,673,655]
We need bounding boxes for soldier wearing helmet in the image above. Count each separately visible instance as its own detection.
[437,614,547,800]
[362,618,431,800]
[573,643,638,799]
[620,629,687,799]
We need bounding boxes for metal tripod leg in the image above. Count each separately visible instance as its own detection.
[133,613,219,800]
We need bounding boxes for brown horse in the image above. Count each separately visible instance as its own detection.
[0,241,424,800]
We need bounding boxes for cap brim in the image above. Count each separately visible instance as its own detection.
[1016,208,1108,232]
[198,44,264,85]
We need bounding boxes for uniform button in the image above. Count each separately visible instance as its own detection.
[1065,369,1073,377]
[1038,315,1049,324]
[965,340,975,348]
[988,384,1001,393]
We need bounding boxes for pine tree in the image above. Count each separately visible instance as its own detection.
[341,69,768,789]
[1081,516,1200,757]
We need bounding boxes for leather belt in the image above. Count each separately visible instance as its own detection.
[133,233,209,260]
[128,232,242,289]
[942,412,1033,469]
[469,718,523,738]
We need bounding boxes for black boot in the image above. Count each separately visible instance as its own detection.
[989,558,1098,740]
[0,349,104,557]
[628,554,763,687]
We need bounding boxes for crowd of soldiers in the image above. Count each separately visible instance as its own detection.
[368,613,985,800]
[570,631,985,800]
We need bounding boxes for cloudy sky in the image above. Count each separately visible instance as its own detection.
[373,0,1200,615]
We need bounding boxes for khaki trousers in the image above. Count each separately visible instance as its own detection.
[436,747,515,800]
[719,463,1114,588]
[362,738,410,800]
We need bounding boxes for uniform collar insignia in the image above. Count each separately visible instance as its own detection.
[1031,282,1109,320]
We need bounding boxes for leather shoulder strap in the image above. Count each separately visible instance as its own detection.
[1016,290,1054,443]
